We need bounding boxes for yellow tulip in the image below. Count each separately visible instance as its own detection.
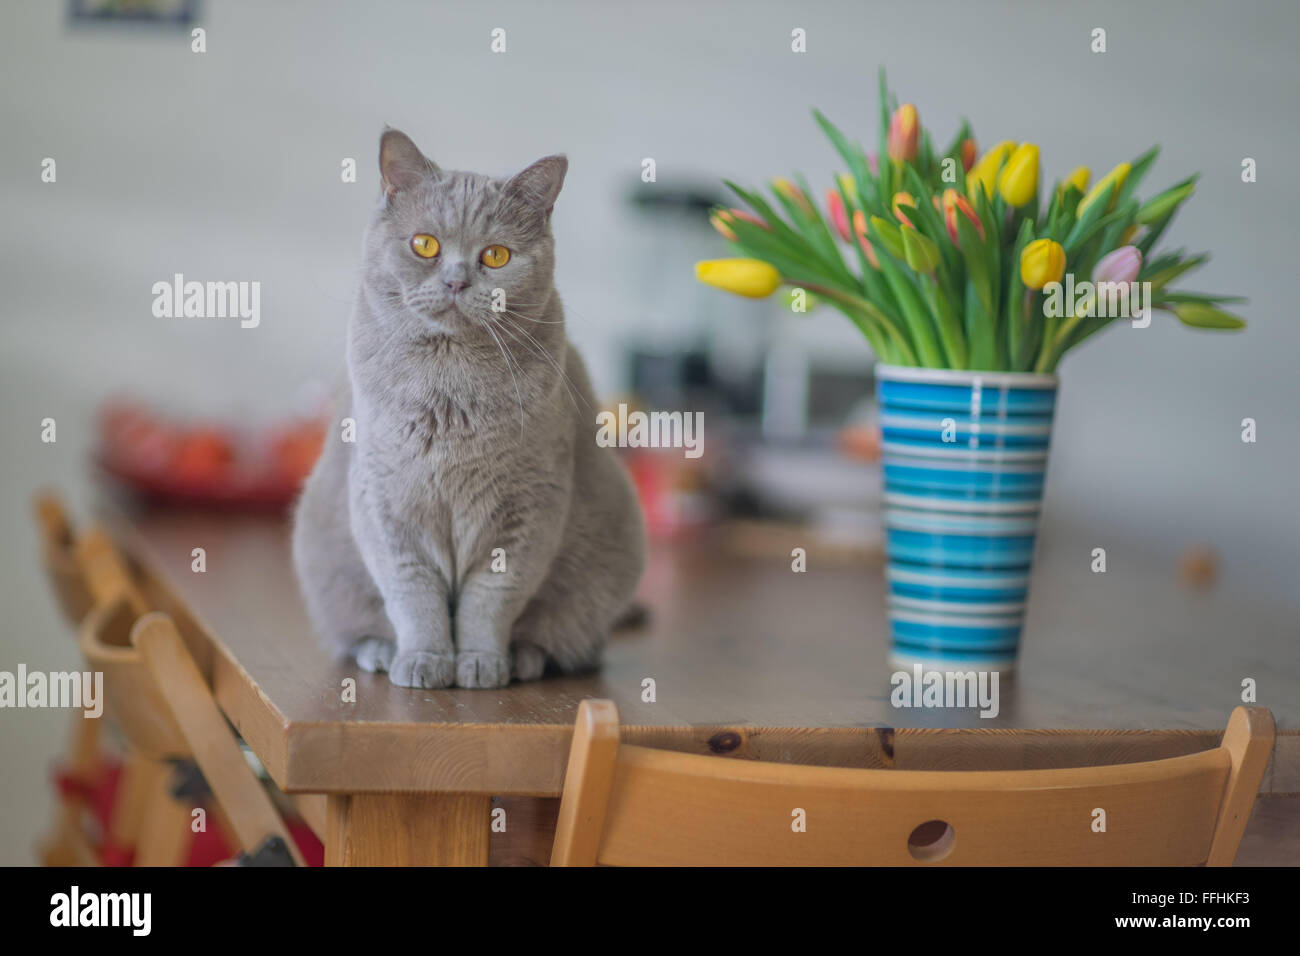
[1064,166,1090,194]
[836,173,859,205]
[772,177,813,216]
[1078,162,1131,217]
[695,258,782,298]
[998,143,1039,207]
[966,140,1015,199]
[1019,239,1066,290]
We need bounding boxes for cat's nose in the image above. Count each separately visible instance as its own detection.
[441,260,470,294]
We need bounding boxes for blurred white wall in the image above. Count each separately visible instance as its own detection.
[0,0,1297,861]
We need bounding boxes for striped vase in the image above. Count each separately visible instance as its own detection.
[875,364,1059,671]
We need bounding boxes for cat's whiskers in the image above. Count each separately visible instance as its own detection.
[489,316,582,413]
[479,316,527,439]
[493,313,588,412]
[493,303,564,324]
[504,299,600,329]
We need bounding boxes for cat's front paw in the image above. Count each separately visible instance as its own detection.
[352,636,396,673]
[455,651,511,689]
[389,650,455,689]
[510,642,547,683]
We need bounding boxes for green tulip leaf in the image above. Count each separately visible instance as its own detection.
[1118,145,1161,206]
[902,225,940,274]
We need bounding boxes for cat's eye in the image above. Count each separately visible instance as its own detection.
[410,234,440,258]
[480,245,511,269]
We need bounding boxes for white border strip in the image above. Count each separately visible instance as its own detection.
[884,510,1040,535]
[886,566,1031,588]
[881,442,1049,466]
[889,595,1027,615]
[876,363,1059,389]
[880,413,1054,437]
[890,608,1025,628]
[889,650,1017,671]
[883,492,1041,515]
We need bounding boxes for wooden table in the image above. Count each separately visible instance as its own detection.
[107,505,1300,866]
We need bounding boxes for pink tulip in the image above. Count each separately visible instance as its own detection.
[1093,245,1142,285]
[826,189,851,241]
[729,208,768,230]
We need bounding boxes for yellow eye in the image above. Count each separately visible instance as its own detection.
[411,234,439,258]
[480,245,511,268]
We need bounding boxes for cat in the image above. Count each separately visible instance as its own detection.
[291,128,646,689]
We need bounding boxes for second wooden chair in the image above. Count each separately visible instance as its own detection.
[551,699,1273,866]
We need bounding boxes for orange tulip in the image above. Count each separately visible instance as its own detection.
[887,104,920,162]
[892,191,918,229]
[942,189,984,244]
[852,210,880,268]
[960,138,977,172]
[710,211,737,241]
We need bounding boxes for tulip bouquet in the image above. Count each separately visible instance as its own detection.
[696,72,1245,372]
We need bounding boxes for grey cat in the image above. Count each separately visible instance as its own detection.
[292,129,645,689]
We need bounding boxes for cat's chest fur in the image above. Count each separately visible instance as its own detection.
[352,363,573,584]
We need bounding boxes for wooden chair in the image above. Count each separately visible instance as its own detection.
[47,513,308,865]
[34,499,185,865]
[33,493,106,866]
[551,700,1273,866]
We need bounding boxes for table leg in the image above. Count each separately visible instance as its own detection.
[325,793,491,866]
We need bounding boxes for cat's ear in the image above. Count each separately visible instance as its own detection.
[379,128,439,201]
[503,154,568,217]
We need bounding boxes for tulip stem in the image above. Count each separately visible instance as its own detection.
[1038,312,1087,372]
[791,280,919,365]
[1012,290,1034,370]
[1036,311,1060,373]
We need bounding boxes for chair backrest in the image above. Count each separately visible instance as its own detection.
[68,521,305,864]
[74,524,151,621]
[551,700,1273,866]
[131,612,306,865]
[79,595,190,758]
[71,522,188,757]
[33,491,94,626]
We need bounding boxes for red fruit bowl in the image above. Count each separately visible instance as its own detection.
[96,399,326,509]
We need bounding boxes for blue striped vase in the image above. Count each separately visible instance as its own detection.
[876,364,1059,672]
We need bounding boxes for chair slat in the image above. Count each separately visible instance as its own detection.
[553,702,1272,867]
